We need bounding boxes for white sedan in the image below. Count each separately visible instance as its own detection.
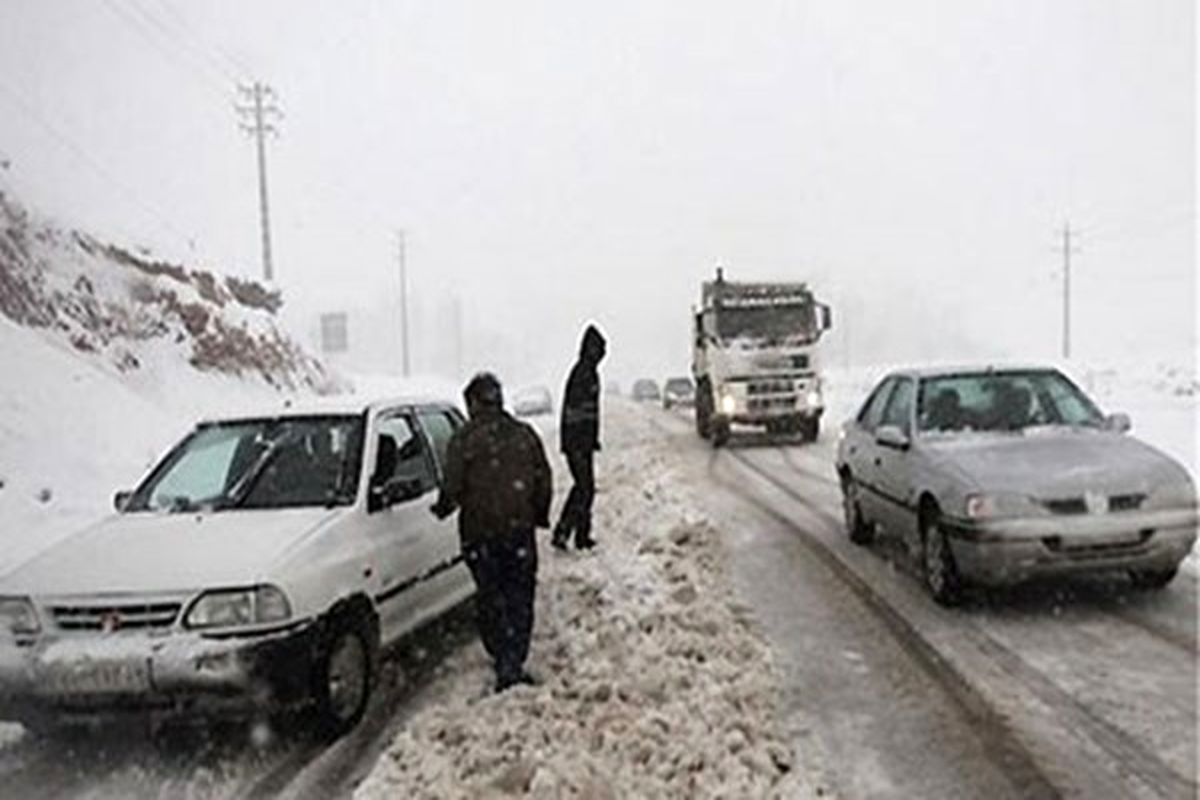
[0,396,474,736]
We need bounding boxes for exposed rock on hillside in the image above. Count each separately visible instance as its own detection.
[0,189,327,391]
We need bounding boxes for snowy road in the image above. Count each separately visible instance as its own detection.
[1,403,1194,799]
[652,406,1197,799]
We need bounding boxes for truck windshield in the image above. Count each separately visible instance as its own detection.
[917,371,1104,434]
[716,304,817,343]
[126,415,365,512]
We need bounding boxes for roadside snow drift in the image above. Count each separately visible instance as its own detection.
[355,402,811,799]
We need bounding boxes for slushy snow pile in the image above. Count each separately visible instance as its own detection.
[355,403,811,799]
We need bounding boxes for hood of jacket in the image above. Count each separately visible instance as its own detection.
[580,324,607,364]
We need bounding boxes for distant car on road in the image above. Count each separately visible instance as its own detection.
[836,366,1198,605]
[662,376,696,409]
[512,385,553,417]
[0,397,473,737]
[631,379,661,402]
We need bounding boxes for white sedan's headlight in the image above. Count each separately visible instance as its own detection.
[964,492,1040,520]
[0,597,40,635]
[185,586,292,630]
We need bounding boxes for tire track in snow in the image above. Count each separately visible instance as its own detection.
[723,442,1195,800]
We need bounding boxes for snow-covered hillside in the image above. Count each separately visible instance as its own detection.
[0,189,334,575]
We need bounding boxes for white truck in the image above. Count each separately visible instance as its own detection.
[692,268,832,446]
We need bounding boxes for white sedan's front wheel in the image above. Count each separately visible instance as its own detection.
[314,619,374,737]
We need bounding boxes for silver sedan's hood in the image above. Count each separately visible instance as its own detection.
[925,428,1189,498]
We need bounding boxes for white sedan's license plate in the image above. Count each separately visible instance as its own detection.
[44,660,151,694]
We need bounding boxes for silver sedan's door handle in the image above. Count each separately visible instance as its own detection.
[874,457,882,467]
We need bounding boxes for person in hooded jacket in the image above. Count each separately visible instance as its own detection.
[432,372,553,692]
[552,324,607,550]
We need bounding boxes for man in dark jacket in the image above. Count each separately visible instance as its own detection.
[552,324,607,551]
[432,373,553,692]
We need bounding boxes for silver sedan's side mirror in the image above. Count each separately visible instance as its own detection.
[113,490,133,511]
[1104,412,1132,434]
[875,424,911,450]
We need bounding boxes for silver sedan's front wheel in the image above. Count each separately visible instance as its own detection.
[921,514,962,606]
[841,476,872,545]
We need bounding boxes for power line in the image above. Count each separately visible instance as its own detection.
[0,79,193,245]
[98,0,232,102]
[134,0,250,80]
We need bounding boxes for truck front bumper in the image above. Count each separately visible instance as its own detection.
[943,508,1197,585]
[0,621,317,724]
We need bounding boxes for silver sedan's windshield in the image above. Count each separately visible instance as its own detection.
[917,371,1103,434]
[127,415,364,512]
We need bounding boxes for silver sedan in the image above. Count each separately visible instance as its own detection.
[835,366,1198,605]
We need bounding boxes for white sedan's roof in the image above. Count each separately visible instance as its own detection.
[197,393,456,425]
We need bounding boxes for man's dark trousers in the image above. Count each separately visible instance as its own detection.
[557,450,596,546]
[463,528,537,687]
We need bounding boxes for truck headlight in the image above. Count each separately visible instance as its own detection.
[185,586,292,630]
[720,394,737,415]
[0,597,40,636]
[806,390,822,407]
[964,493,1039,520]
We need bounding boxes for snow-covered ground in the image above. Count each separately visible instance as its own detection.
[355,402,812,799]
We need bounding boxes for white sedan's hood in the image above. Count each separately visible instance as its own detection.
[927,428,1188,497]
[1,507,342,596]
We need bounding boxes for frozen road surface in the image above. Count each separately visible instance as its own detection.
[1,401,1195,799]
[652,404,1197,800]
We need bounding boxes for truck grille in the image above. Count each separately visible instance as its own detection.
[747,379,793,396]
[51,602,182,632]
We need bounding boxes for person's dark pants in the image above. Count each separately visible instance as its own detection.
[554,449,596,546]
[463,528,538,688]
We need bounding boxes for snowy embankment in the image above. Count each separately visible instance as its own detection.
[355,402,812,799]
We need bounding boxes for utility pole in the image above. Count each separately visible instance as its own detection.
[1058,222,1079,360]
[235,82,280,282]
[452,295,464,379]
[397,230,411,377]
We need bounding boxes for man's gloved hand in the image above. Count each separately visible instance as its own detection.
[430,499,455,520]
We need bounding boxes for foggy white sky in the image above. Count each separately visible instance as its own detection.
[0,0,1193,386]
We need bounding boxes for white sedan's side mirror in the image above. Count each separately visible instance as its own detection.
[1104,412,1132,434]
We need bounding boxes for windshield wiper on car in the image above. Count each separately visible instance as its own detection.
[217,426,298,510]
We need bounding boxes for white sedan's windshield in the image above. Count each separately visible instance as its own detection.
[127,416,364,512]
[917,371,1103,434]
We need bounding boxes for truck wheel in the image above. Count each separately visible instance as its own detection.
[313,613,376,738]
[712,419,731,448]
[695,381,713,439]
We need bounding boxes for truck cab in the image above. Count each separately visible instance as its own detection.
[692,269,832,446]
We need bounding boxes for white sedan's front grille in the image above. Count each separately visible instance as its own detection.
[51,602,182,632]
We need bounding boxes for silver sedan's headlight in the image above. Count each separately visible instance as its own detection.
[184,586,292,630]
[964,492,1041,520]
[1147,479,1199,511]
[0,597,40,635]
